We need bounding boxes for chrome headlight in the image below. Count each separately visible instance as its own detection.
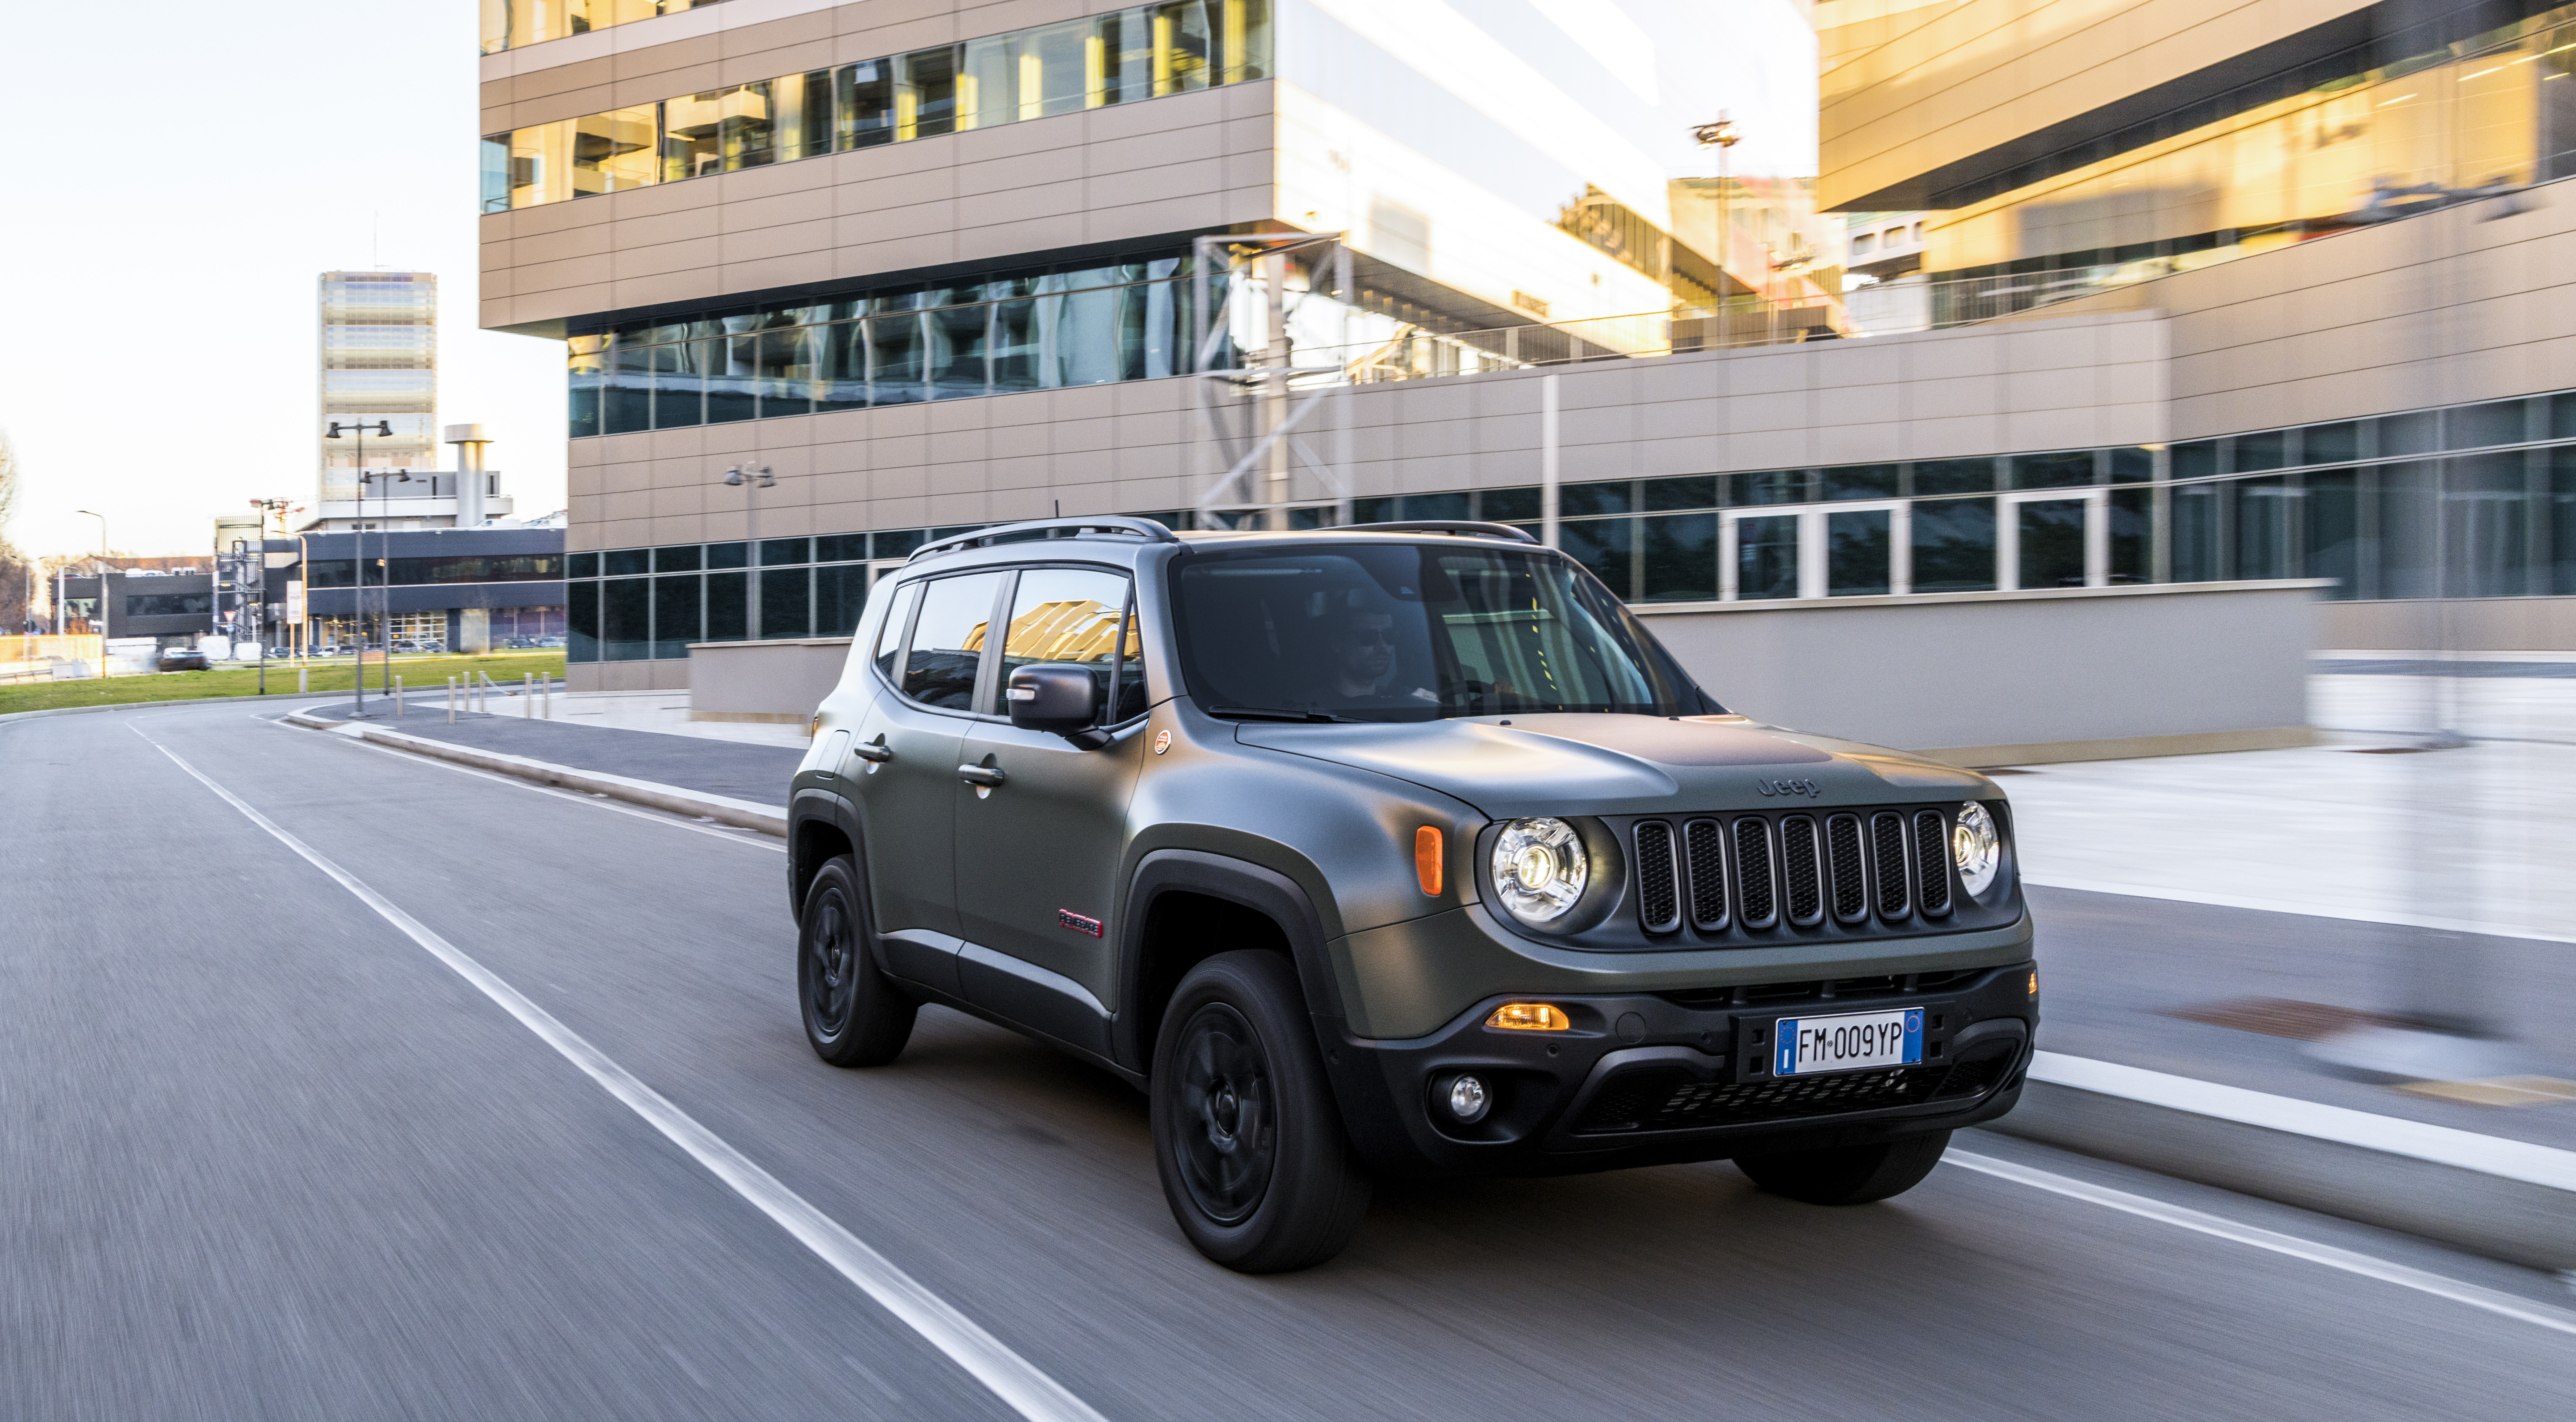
[1952,801,2001,898]
[1492,817,1588,927]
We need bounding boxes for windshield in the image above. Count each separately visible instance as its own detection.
[1169,543,1710,722]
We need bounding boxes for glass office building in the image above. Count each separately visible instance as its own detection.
[318,271,437,501]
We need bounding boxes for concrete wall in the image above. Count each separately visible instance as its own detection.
[2320,596,2576,652]
[1638,580,2325,764]
[685,636,855,720]
[569,305,2170,551]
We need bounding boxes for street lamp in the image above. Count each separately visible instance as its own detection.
[723,463,775,638]
[328,419,394,713]
[1692,113,1743,349]
[73,509,106,662]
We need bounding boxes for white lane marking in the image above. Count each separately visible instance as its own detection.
[1946,1150,2576,1339]
[251,713,786,853]
[2030,1051,2576,1190]
[144,737,1105,1422]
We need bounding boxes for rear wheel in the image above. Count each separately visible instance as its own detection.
[1150,952,1370,1273]
[1734,1130,1951,1205]
[798,855,916,1067]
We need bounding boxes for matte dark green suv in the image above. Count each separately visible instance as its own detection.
[787,517,2037,1272]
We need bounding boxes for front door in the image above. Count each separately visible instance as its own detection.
[952,565,1146,1014]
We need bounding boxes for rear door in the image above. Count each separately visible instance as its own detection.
[840,570,1008,993]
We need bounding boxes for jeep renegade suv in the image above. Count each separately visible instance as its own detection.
[787,517,2036,1272]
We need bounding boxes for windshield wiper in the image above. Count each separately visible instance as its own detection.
[1202,705,1360,724]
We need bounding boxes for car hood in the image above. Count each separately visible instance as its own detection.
[1231,713,1996,819]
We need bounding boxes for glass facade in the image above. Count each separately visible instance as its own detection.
[483,3,1273,212]
[1911,4,2576,323]
[567,253,1222,436]
[480,0,723,55]
[318,271,436,501]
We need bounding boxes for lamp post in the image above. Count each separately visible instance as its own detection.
[1691,113,1742,349]
[723,463,775,638]
[74,509,106,666]
[328,420,394,713]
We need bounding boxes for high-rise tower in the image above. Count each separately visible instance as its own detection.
[317,270,437,501]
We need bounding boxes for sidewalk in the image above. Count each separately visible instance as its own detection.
[301,686,804,808]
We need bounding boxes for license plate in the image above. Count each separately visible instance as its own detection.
[1774,1008,1923,1077]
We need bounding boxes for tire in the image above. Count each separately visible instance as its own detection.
[1150,952,1371,1273]
[1735,1130,1952,1205]
[798,855,917,1068]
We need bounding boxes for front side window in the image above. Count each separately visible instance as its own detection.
[1170,544,1700,722]
[897,572,1005,710]
[998,567,1143,721]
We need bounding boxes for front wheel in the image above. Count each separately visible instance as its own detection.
[1150,952,1370,1273]
[798,855,917,1067]
[1734,1130,1952,1205]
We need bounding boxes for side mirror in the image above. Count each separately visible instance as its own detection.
[1007,664,1099,737]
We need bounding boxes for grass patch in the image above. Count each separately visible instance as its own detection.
[0,653,567,716]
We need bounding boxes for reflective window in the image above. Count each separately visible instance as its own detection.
[1827,511,1890,595]
[1911,498,1995,592]
[483,5,1274,208]
[653,575,700,658]
[999,567,1141,719]
[899,572,1005,710]
[2016,500,2088,588]
[872,579,921,679]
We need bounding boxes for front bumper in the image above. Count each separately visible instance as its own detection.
[1320,961,2038,1178]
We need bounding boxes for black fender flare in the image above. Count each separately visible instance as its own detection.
[1116,848,1346,1073]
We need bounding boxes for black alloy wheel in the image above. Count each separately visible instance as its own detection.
[1149,951,1370,1272]
[1171,1003,1277,1224]
[798,855,917,1067]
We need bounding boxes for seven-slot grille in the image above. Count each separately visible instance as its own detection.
[1633,805,1957,937]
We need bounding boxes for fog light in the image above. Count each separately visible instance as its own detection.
[1485,1002,1570,1031]
[1447,1074,1491,1124]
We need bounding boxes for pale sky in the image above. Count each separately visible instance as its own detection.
[0,2,565,559]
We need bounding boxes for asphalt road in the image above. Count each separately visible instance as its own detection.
[6,699,2573,1421]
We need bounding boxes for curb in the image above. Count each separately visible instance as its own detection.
[0,691,317,727]
[1992,1051,2576,1272]
[285,711,787,838]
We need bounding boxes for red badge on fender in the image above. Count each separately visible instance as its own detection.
[1058,909,1105,937]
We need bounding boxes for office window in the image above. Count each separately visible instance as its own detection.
[1640,514,1715,601]
[653,575,701,658]
[1911,459,1993,496]
[1911,498,1995,592]
[1828,511,1890,595]
[602,577,651,660]
[1736,515,1798,599]
[760,567,812,639]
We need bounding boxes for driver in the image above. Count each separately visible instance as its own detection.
[1320,595,1436,706]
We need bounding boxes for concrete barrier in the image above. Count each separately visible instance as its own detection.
[685,638,853,726]
[1638,580,2326,764]
[1995,1052,2576,1272]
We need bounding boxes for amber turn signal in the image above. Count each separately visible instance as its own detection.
[1485,1002,1571,1032]
[2029,971,2039,995]
[1415,825,1444,895]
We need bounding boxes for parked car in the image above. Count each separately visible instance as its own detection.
[504,636,540,649]
[157,646,211,672]
[787,516,2036,1273]
[532,635,565,648]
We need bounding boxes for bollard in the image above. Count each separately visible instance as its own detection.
[298,666,308,694]
[394,676,403,718]
[523,672,533,718]
[447,676,457,724]
[543,675,552,719]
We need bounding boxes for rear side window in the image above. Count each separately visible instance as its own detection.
[998,566,1144,722]
[870,580,920,681]
[899,572,1005,710]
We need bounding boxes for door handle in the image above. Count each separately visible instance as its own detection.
[957,764,1007,788]
[851,737,893,763]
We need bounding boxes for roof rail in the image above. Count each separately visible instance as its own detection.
[907,515,1181,562]
[1328,520,1540,544]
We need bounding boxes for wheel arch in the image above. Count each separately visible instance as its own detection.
[1118,849,1346,1075]
[789,803,854,925]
